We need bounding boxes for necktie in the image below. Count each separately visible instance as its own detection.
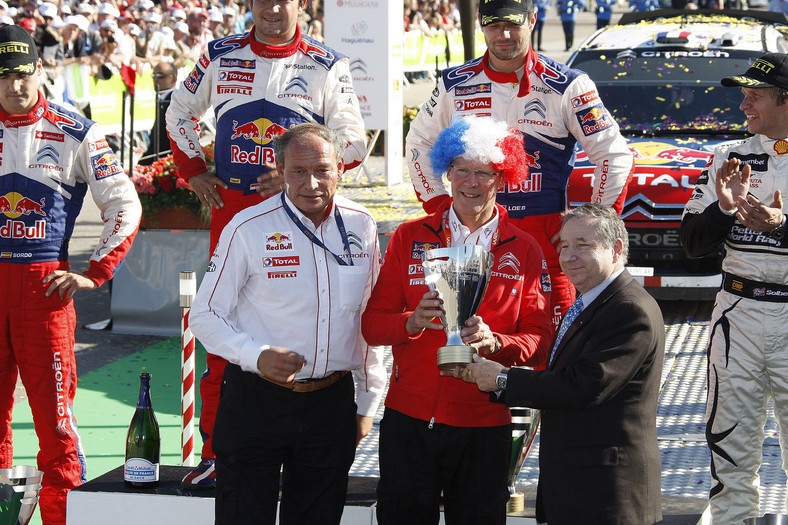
[549,295,583,366]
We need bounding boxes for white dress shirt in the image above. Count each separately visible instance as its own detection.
[577,267,625,312]
[190,193,386,416]
[447,205,499,249]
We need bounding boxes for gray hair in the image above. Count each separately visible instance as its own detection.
[562,203,629,264]
[272,123,345,167]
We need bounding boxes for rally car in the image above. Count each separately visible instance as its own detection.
[566,9,788,299]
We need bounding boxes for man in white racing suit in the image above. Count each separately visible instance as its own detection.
[0,25,141,525]
[406,0,633,329]
[165,0,366,488]
[681,52,788,523]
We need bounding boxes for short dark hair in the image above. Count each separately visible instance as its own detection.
[562,203,629,264]
[273,123,345,167]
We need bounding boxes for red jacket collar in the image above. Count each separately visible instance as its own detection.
[249,24,302,58]
[424,198,514,245]
[0,92,48,128]
[481,46,540,98]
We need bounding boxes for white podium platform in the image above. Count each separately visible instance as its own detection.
[66,466,538,524]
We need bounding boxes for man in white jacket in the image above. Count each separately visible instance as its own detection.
[190,123,385,525]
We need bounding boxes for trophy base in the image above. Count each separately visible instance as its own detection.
[507,491,525,513]
[437,345,474,370]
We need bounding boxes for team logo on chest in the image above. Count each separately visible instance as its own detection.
[266,232,294,251]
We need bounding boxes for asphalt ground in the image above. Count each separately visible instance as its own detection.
[10,6,787,524]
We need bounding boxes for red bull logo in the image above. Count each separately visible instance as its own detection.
[653,147,713,165]
[230,118,288,145]
[0,192,47,240]
[0,192,46,218]
[265,232,293,251]
[220,58,256,69]
[625,142,713,167]
[581,107,605,123]
[524,151,541,169]
[576,105,612,136]
[95,153,114,166]
[503,173,542,194]
[91,152,123,180]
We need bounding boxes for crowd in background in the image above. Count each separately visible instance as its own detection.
[403,0,784,40]
[0,0,326,106]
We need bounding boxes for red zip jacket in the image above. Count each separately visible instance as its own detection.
[362,200,552,427]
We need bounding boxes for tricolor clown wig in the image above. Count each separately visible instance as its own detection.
[429,116,530,187]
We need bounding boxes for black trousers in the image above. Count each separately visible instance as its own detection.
[376,407,511,525]
[213,364,357,525]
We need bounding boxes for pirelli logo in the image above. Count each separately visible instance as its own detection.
[0,42,30,54]
[752,58,775,74]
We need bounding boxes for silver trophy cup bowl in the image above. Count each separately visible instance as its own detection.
[422,245,494,370]
[0,466,43,525]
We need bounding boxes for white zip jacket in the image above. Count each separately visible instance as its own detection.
[190,192,386,416]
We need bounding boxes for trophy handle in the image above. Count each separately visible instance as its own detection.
[506,406,541,513]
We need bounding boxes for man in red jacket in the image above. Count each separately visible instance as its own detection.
[362,116,553,524]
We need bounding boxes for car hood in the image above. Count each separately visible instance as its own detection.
[568,135,739,223]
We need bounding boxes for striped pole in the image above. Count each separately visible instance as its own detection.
[179,271,197,467]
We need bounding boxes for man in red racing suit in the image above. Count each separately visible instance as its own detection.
[165,0,365,487]
[0,25,141,525]
[406,0,633,330]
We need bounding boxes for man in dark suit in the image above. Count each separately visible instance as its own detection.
[466,203,665,525]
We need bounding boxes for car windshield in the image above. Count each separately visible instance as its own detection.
[571,50,755,135]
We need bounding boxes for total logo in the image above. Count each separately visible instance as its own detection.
[455,97,491,111]
[230,118,287,145]
[266,232,293,251]
[263,256,300,267]
[0,192,47,240]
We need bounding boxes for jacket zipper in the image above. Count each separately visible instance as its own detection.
[428,377,444,429]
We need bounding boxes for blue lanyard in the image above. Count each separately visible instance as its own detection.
[280,193,354,266]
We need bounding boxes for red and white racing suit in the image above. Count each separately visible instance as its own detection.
[0,94,141,525]
[681,135,788,523]
[166,26,366,461]
[406,47,633,328]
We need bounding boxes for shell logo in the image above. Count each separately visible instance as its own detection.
[774,139,788,155]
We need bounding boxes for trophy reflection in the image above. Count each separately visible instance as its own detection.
[507,405,540,513]
[422,245,494,370]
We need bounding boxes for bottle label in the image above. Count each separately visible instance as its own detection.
[124,458,160,482]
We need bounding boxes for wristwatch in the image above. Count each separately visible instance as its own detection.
[496,371,508,391]
[768,215,787,240]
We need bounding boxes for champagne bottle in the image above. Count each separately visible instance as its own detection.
[124,372,161,488]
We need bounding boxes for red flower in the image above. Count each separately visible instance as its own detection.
[158,176,174,192]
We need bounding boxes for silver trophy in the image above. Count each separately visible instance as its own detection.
[0,466,43,525]
[422,245,494,370]
[507,406,541,513]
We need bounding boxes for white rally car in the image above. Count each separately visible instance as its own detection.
[566,9,788,299]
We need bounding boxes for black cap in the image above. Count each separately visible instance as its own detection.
[721,53,788,91]
[0,25,38,76]
[479,0,534,27]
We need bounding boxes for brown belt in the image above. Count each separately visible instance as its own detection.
[262,370,348,393]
